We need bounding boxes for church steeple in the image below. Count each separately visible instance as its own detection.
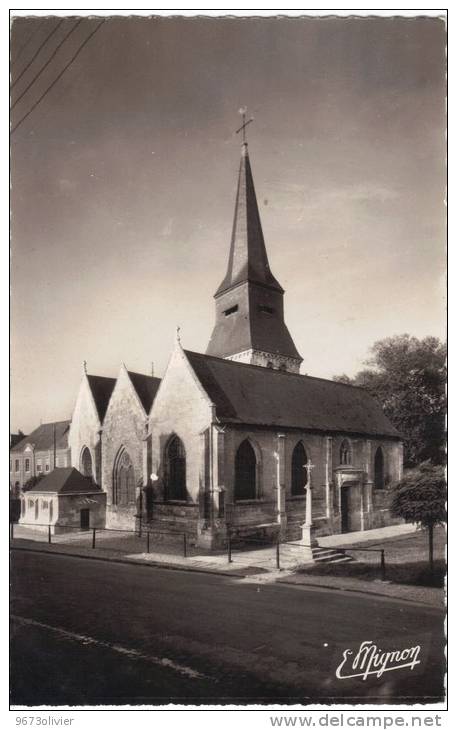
[206,130,302,374]
[215,143,283,297]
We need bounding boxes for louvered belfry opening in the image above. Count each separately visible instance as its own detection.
[291,442,308,496]
[234,439,257,501]
[165,435,187,501]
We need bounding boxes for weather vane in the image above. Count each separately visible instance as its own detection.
[236,106,254,143]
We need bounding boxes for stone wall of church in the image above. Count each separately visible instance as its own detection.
[102,367,147,530]
[221,426,403,538]
[148,346,213,537]
[69,376,102,484]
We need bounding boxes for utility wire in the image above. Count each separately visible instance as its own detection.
[11,19,45,65]
[12,18,83,110]
[12,18,65,88]
[11,19,105,135]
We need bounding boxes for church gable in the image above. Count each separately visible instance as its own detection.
[101,365,150,528]
[148,342,214,503]
[69,375,105,482]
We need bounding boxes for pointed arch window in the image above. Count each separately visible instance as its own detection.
[165,436,187,501]
[235,440,257,501]
[340,439,352,465]
[291,442,308,496]
[374,447,385,489]
[113,449,135,506]
[81,447,93,479]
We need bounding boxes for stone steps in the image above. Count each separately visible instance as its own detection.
[311,546,354,564]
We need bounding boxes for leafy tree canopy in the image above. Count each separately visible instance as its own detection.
[334,335,446,466]
[390,461,446,528]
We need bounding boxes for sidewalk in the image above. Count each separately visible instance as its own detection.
[11,522,445,609]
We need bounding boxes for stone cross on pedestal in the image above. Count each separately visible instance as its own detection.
[302,459,318,550]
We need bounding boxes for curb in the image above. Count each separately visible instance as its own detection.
[11,544,445,610]
[10,544,248,580]
[277,577,444,609]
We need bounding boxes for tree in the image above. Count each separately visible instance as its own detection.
[334,335,446,466]
[22,474,45,492]
[390,461,446,572]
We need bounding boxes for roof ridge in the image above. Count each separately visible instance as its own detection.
[185,349,368,392]
[127,370,161,381]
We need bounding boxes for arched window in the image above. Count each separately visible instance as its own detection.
[165,436,187,501]
[235,440,257,501]
[374,447,385,489]
[291,442,308,496]
[340,439,352,465]
[113,449,135,506]
[81,447,93,478]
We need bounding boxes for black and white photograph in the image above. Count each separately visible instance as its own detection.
[9,9,447,711]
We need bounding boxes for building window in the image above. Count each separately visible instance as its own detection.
[25,458,30,472]
[234,440,257,501]
[15,460,20,472]
[28,499,34,509]
[42,500,49,510]
[36,461,42,472]
[259,305,274,315]
[81,447,93,478]
[374,447,385,489]
[21,499,25,517]
[45,463,50,472]
[340,439,352,465]
[165,436,187,501]
[35,500,39,520]
[50,500,53,521]
[224,305,238,316]
[113,448,135,506]
[291,442,308,496]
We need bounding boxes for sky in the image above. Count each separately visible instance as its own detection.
[10,13,446,434]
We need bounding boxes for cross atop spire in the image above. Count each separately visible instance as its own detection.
[236,106,254,144]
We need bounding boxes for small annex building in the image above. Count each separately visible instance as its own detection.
[19,467,106,534]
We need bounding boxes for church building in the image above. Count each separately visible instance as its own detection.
[44,134,403,546]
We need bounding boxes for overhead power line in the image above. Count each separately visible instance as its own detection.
[11,19,45,65]
[11,19,105,135]
[12,18,65,89]
[11,18,83,110]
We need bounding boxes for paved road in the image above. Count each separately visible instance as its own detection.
[10,550,445,706]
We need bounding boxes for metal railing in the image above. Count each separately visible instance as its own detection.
[10,522,190,558]
[226,531,387,580]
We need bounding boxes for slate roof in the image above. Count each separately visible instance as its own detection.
[215,144,283,297]
[27,467,102,495]
[185,350,401,439]
[128,371,161,414]
[87,375,116,422]
[11,421,70,453]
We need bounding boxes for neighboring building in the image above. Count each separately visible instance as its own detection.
[10,421,71,494]
[19,467,106,534]
[10,431,26,449]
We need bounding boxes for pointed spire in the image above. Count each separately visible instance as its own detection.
[215,143,283,297]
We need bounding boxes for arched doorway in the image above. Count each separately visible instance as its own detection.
[234,440,257,501]
[81,447,93,479]
[291,442,308,496]
[165,436,187,501]
[113,449,135,507]
[374,447,384,489]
